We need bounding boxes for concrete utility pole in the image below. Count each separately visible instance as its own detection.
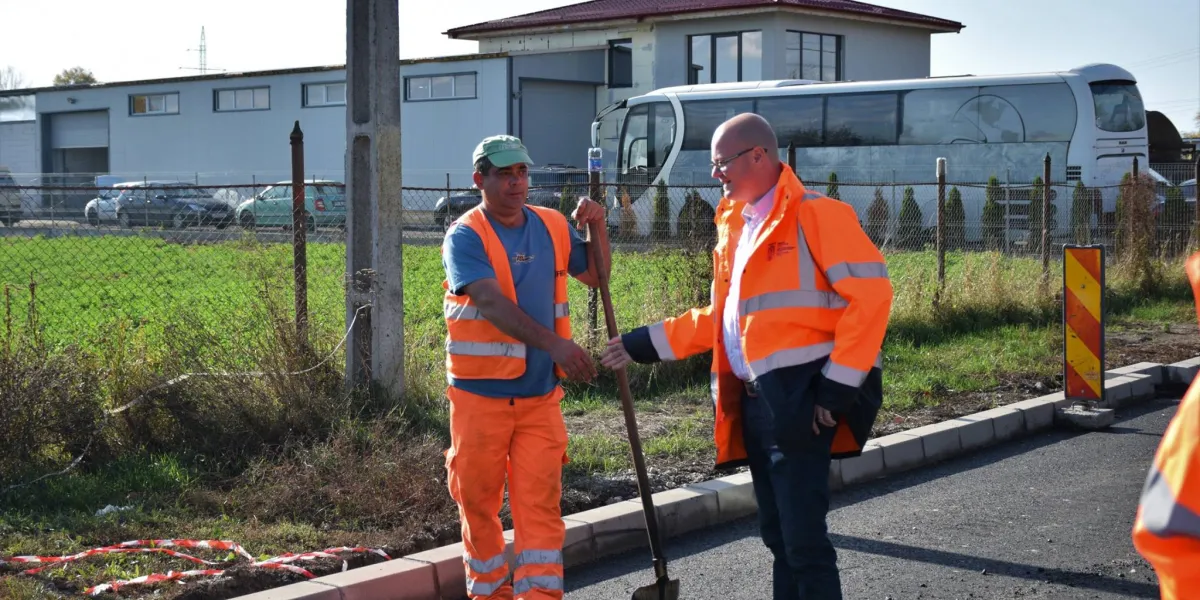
[345,0,404,401]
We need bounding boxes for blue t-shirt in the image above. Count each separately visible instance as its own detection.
[442,206,590,398]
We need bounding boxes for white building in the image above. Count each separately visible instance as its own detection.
[0,0,964,213]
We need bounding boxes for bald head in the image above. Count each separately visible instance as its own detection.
[713,113,780,162]
[710,112,782,204]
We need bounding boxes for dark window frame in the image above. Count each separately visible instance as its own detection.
[608,38,633,88]
[686,30,762,85]
[785,30,842,82]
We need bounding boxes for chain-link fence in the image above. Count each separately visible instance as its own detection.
[0,157,1197,356]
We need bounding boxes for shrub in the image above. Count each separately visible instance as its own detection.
[982,176,1005,250]
[1070,181,1092,245]
[1026,175,1057,254]
[618,187,638,238]
[652,181,670,240]
[945,186,965,250]
[866,187,889,247]
[0,283,106,481]
[559,185,574,219]
[1115,173,1162,294]
[898,186,923,250]
[1162,185,1190,257]
[827,172,840,200]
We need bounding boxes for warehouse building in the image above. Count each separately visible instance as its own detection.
[0,0,963,213]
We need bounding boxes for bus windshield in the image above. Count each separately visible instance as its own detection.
[618,101,676,185]
[1090,81,1145,133]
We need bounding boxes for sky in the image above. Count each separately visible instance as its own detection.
[1,0,1197,133]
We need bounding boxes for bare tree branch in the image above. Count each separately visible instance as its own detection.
[0,66,26,91]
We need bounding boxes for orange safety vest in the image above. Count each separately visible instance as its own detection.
[1131,252,1200,598]
[441,204,573,381]
[641,165,893,468]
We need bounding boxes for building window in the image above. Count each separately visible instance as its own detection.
[215,87,270,112]
[406,73,476,101]
[130,93,179,116]
[304,82,346,107]
[688,31,762,85]
[609,39,633,88]
[786,31,841,82]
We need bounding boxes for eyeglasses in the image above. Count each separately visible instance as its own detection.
[711,147,758,172]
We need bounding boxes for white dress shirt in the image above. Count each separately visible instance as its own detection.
[722,185,777,382]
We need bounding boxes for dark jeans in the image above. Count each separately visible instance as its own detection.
[742,387,841,600]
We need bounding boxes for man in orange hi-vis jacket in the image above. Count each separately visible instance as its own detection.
[600,113,893,600]
[1131,251,1200,598]
[441,135,606,599]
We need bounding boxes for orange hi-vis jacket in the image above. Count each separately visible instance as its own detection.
[1131,251,1200,599]
[442,204,573,381]
[619,165,893,468]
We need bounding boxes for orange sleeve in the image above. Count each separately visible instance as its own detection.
[1132,375,1200,598]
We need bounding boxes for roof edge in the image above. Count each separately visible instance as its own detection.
[445,2,963,38]
[0,52,511,97]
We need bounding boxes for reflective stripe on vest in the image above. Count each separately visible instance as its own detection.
[1139,467,1200,539]
[446,339,527,358]
[740,216,888,382]
[446,301,569,320]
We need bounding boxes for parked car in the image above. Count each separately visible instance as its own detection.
[432,166,589,231]
[0,166,22,226]
[235,180,346,231]
[85,178,141,226]
[114,181,234,229]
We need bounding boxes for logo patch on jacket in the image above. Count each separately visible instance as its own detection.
[512,253,534,264]
[766,241,795,261]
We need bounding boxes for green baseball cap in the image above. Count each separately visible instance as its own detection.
[473,135,535,168]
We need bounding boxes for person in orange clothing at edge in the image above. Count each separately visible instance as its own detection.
[1131,252,1200,599]
[599,113,893,600]
[440,134,606,600]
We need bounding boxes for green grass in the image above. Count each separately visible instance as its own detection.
[0,235,1192,414]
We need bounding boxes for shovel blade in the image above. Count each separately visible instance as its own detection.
[630,577,680,600]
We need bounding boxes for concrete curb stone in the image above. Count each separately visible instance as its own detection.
[237,357,1194,600]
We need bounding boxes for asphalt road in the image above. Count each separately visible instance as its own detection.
[565,397,1179,599]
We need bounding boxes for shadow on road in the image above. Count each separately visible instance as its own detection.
[831,533,1161,598]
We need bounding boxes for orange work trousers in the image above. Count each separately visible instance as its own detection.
[445,385,569,600]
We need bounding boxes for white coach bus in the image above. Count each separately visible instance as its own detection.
[592,63,1148,243]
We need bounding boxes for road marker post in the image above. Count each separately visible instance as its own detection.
[1058,244,1114,429]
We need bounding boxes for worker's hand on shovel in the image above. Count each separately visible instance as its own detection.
[573,197,611,278]
[599,336,634,370]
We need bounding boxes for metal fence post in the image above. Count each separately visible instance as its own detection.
[1132,156,1139,179]
[935,157,946,307]
[787,142,796,172]
[1042,153,1052,293]
[290,121,308,341]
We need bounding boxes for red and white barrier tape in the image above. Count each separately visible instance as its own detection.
[85,569,226,596]
[0,539,392,596]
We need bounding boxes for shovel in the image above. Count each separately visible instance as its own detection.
[586,219,682,600]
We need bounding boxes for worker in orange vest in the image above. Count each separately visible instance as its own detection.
[441,135,605,599]
[1131,251,1200,598]
[600,113,892,600]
